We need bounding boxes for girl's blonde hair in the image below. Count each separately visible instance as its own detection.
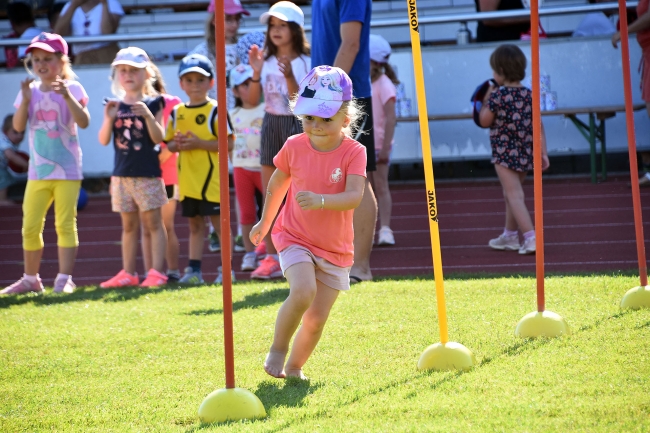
[290,96,365,138]
[148,62,167,94]
[110,63,158,99]
[24,52,76,80]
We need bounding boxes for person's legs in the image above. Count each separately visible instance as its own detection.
[372,164,392,230]
[140,207,167,273]
[120,211,140,274]
[141,227,152,273]
[188,215,206,261]
[284,279,340,379]
[350,179,377,281]
[52,180,81,276]
[260,164,277,255]
[264,262,318,378]
[494,164,533,233]
[22,180,53,276]
[162,199,179,272]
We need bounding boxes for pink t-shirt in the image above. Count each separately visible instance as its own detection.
[159,94,182,186]
[272,133,367,267]
[637,0,650,49]
[14,80,88,180]
[371,74,397,151]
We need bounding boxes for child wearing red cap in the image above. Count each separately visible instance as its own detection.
[2,32,90,295]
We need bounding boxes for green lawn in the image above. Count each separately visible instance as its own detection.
[1,274,649,432]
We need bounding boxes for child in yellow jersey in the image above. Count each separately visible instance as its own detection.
[165,54,235,284]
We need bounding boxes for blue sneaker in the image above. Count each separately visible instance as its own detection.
[179,267,204,284]
[214,266,236,285]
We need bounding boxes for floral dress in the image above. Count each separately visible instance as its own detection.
[487,86,533,172]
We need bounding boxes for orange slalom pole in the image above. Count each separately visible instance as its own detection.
[214,0,236,389]
[530,0,546,312]
[617,0,648,286]
[406,0,448,343]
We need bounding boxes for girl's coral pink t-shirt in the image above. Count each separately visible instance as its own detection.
[160,94,182,186]
[272,133,367,267]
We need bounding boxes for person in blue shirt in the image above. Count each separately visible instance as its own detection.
[311,0,377,285]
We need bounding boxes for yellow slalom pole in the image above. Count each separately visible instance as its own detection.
[407,0,475,371]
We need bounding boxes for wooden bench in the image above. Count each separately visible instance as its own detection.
[398,103,646,183]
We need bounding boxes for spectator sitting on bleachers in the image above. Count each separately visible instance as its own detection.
[474,0,530,43]
[54,0,124,65]
[2,2,44,69]
[48,2,67,32]
[573,0,616,37]
[188,0,249,109]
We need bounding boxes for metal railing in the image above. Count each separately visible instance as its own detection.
[0,2,638,47]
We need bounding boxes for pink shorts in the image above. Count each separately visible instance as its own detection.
[233,167,263,225]
[110,176,167,213]
[279,244,351,291]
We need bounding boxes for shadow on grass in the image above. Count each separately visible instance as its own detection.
[0,283,198,309]
[185,287,289,316]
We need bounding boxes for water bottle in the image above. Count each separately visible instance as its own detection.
[457,22,470,45]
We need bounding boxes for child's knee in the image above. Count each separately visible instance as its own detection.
[188,216,205,234]
[54,220,79,248]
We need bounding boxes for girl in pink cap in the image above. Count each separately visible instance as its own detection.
[250,66,366,380]
[2,32,90,295]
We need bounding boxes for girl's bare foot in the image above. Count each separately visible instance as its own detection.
[264,350,287,378]
[284,367,308,380]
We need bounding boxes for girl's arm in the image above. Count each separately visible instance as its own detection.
[13,78,34,133]
[541,122,550,171]
[478,84,497,128]
[295,174,365,212]
[245,45,264,107]
[278,56,299,96]
[131,101,164,144]
[250,168,292,245]
[52,79,90,128]
[612,10,650,47]
[378,98,397,164]
[98,100,118,145]
[53,0,83,35]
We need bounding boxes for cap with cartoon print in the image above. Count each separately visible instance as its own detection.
[293,66,353,119]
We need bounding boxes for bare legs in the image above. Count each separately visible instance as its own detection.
[142,199,178,273]
[369,165,392,231]
[264,262,340,379]
[494,164,534,234]
[350,179,377,281]
[260,164,278,256]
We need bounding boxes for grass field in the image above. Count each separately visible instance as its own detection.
[1,273,649,432]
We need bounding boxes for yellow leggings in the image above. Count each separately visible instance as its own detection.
[22,180,81,251]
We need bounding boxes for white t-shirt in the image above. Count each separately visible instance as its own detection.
[60,0,124,54]
[573,13,616,37]
[230,103,265,169]
[261,54,311,116]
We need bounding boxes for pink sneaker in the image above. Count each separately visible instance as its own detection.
[1,276,44,295]
[251,255,283,280]
[100,270,139,288]
[53,275,76,294]
[140,269,168,288]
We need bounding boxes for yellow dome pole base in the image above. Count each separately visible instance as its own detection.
[417,342,476,372]
[198,387,266,424]
[620,285,650,310]
[515,310,570,338]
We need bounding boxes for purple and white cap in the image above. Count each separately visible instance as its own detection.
[292,66,353,118]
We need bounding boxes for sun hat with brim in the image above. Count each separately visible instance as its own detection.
[111,47,150,68]
[228,64,254,87]
[369,34,392,63]
[178,54,215,78]
[293,66,353,119]
[260,1,304,27]
[208,0,250,15]
[25,32,68,56]
[470,78,497,128]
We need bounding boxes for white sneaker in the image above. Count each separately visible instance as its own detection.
[488,233,520,251]
[179,267,204,285]
[215,266,236,284]
[519,237,536,255]
[377,226,395,246]
[241,251,258,271]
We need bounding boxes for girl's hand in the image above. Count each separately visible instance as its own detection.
[278,56,293,78]
[483,84,497,105]
[248,44,264,73]
[130,101,154,120]
[611,31,621,48]
[104,100,119,119]
[295,190,321,210]
[51,77,71,99]
[377,147,390,165]
[249,221,267,246]
[541,153,550,171]
[20,78,34,102]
